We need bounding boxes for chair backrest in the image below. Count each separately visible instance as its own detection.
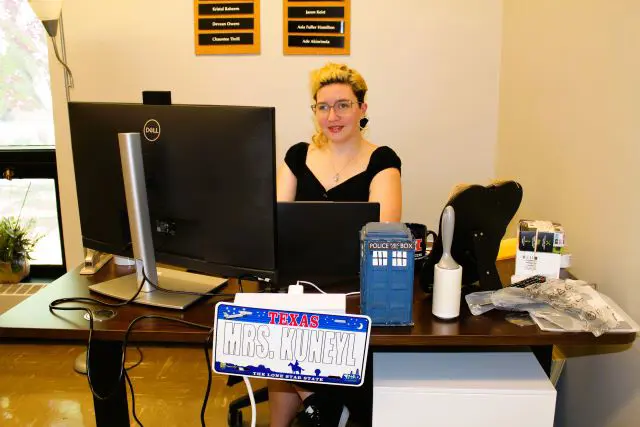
[420,181,523,292]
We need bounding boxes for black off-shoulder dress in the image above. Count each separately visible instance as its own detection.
[284,142,401,201]
[282,141,401,423]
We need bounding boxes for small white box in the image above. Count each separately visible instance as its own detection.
[516,251,563,278]
[233,293,346,314]
[373,352,556,427]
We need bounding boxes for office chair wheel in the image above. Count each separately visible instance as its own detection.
[228,408,243,427]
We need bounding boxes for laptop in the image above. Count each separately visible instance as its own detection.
[276,201,380,289]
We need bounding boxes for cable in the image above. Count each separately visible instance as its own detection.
[124,368,143,427]
[201,327,214,426]
[243,376,257,427]
[200,326,253,427]
[236,274,260,294]
[49,283,213,413]
[49,269,234,425]
[50,35,74,88]
[49,266,258,425]
[48,275,150,401]
[296,280,327,294]
[125,347,144,371]
[296,280,362,298]
[121,315,211,426]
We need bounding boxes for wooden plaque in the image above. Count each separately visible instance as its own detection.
[195,0,261,55]
[283,0,351,55]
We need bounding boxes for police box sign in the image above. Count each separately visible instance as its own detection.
[213,302,371,387]
[367,241,413,250]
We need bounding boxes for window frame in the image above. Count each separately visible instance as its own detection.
[0,147,66,279]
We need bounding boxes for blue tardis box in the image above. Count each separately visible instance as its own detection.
[360,222,414,326]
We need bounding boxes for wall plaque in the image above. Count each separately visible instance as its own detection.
[195,0,260,54]
[283,0,350,55]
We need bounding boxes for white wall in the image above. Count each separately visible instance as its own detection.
[497,1,640,426]
[50,30,83,269]
[50,1,640,424]
[55,0,503,267]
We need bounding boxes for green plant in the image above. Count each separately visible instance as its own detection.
[0,216,43,272]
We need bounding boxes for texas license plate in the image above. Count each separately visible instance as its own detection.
[212,302,371,386]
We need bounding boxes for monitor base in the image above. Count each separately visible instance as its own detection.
[80,249,113,275]
[89,267,228,310]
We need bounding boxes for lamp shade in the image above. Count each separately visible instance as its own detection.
[28,0,63,21]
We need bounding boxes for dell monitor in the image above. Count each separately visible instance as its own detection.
[68,102,277,309]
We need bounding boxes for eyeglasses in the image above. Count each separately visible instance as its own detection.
[311,100,359,116]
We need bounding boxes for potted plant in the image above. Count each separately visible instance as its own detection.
[0,217,43,283]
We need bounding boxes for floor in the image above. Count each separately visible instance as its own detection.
[0,284,271,427]
[0,343,271,427]
[0,287,370,427]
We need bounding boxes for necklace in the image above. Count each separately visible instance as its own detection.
[331,144,361,183]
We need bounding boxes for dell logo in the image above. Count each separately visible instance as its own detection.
[143,119,161,142]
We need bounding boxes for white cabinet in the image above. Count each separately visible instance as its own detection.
[373,351,556,427]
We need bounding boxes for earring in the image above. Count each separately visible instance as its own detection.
[359,116,369,130]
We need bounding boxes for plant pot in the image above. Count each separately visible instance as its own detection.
[0,259,30,284]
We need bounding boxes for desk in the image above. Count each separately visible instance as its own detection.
[0,260,635,426]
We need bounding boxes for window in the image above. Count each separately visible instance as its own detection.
[372,250,388,267]
[391,250,407,268]
[0,0,65,278]
[1,0,55,149]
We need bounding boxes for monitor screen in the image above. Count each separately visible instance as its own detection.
[68,102,277,281]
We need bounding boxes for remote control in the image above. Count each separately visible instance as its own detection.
[510,275,546,288]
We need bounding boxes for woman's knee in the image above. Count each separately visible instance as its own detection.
[268,379,297,393]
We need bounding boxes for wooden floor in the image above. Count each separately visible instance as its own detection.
[0,343,271,426]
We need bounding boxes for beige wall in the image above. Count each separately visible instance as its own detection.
[49,29,83,269]
[497,1,640,426]
[54,0,503,268]
[49,0,640,424]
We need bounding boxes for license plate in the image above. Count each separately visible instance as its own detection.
[212,302,371,386]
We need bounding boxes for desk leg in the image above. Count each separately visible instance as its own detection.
[531,345,552,378]
[89,340,130,427]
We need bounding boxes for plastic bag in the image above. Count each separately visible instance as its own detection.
[465,291,495,315]
[465,279,620,336]
[465,288,545,316]
[522,279,619,336]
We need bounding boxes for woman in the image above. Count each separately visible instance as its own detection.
[273,63,402,427]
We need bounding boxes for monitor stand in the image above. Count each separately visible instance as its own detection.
[89,267,227,310]
[88,132,227,310]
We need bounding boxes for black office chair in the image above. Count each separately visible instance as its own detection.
[226,376,269,427]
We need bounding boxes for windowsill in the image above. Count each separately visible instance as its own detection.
[23,266,66,285]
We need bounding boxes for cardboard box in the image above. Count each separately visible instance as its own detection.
[516,220,565,278]
[518,220,565,253]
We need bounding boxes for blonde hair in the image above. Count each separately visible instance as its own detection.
[310,63,368,147]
